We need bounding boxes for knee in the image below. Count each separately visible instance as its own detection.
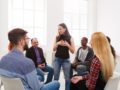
[53,81,60,89]
[76,65,87,71]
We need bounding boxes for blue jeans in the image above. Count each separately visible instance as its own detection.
[37,68,44,81]
[41,81,60,90]
[53,57,71,90]
[37,65,54,83]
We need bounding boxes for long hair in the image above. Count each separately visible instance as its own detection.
[57,23,71,44]
[91,32,115,81]
[58,23,71,37]
[106,36,116,59]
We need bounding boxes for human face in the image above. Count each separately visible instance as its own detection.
[31,38,39,47]
[58,26,66,35]
[81,38,87,47]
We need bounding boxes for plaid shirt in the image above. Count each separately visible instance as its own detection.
[83,56,101,90]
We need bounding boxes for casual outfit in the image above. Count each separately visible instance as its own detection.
[71,46,94,76]
[53,36,71,90]
[70,56,106,90]
[0,48,60,90]
[26,46,54,83]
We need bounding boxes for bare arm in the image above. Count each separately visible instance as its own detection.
[65,38,75,54]
[53,39,59,51]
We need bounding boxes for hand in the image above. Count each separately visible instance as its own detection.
[56,40,65,46]
[56,41,62,46]
[71,76,83,84]
[38,63,45,69]
[64,41,70,47]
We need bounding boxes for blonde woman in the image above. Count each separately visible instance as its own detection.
[70,32,115,90]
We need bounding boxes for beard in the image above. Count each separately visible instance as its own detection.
[23,43,29,51]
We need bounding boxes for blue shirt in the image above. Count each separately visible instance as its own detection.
[0,48,44,90]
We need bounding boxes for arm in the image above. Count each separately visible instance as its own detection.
[39,48,46,64]
[53,38,61,51]
[25,69,44,90]
[85,58,101,90]
[65,38,75,54]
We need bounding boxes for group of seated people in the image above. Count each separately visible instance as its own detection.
[0,27,116,90]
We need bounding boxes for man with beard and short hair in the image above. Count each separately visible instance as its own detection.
[0,28,60,90]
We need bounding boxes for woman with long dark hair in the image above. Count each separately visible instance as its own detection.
[53,23,75,90]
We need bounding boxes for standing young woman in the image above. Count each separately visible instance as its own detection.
[53,23,75,90]
[70,32,115,90]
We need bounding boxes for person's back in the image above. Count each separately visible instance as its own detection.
[0,28,60,90]
[0,48,42,90]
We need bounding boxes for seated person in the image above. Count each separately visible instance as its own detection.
[26,38,54,84]
[0,28,60,90]
[71,37,94,76]
[106,36,116,59]
[70,32,115,90]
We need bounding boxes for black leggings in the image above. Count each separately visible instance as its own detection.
[70,80,88,90]
[70,80,104,90]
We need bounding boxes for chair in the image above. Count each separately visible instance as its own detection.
[104,72,120,90]
[0,76,25,90]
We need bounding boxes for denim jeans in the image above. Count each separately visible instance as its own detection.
[37,68,44,81]
[41,81,60,90]
[37,65,54,83]
[53,57,71,90]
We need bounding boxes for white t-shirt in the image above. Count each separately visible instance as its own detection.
[78,47,88,62]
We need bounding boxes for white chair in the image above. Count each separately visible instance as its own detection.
[104,72,120,90]
[0,76,25,90]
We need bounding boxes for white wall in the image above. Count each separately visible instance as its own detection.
[97,0,120,55]
[0,0,9,58]
[88,0,97,38]
[42,0,64,65]
[1,0,120,61]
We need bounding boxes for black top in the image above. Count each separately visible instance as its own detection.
[55,35,71,59]
[95,70,106,90]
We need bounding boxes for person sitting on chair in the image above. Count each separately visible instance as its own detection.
[0,28,60,90]
[26,38,54,84]
[71,37,94,76]
[70,32,115,90]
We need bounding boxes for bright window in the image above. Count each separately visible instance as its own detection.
[8,0,47,45]
[64,0,88,46]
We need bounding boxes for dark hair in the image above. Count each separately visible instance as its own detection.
[8,28,27,45]
[58,23,71,37]
[106,36,116,59]
[57,23,71,44]
[106,36,111,43]
[82,37,88,42]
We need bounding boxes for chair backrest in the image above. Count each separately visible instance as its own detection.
[0,76,25,90]
[104,72,120,90]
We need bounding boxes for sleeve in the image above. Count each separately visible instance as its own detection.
[75,47,80,60]
[25,49,31,58]
[39,48,47,64]
[86,58,101,90]
[25,69,44,90]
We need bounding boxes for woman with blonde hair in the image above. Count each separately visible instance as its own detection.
[70,32,115,90]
